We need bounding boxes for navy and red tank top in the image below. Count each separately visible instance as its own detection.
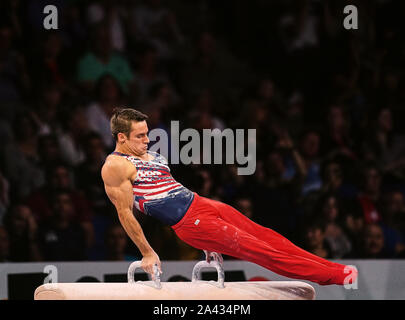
[111,151,194,225]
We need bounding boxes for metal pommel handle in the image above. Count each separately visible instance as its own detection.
[127,261,162,289]
[192,260,225,288]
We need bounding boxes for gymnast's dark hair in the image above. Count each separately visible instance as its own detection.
[110,107,148,141]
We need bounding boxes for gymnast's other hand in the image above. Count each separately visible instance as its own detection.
[141,251,162,279]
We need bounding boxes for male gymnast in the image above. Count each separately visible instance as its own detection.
[101,108,358,286]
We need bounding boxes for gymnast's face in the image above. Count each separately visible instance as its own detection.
[122,120,150,156]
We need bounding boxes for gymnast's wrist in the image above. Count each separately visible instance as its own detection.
[142,249,157,257]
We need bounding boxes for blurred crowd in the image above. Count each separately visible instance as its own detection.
[1,0,405,263]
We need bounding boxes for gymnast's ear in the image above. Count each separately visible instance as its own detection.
[117,132,129,144]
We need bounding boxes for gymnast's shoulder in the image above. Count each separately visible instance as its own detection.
[102,154,136,183]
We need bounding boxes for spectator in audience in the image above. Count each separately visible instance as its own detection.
[2,204,41,261]
[141,83,181,150]
[319,155,358,199]
[25,164,93,223]
[190,108,226,133]
[351,223,391,259]
[274,127,308,187]
[61,1,88,59]
[278,0,320,55]
[75,132,113,217]
[375,67,403,111]
[363,107,405,175]
[142,81,180,117]
[130,0,184,61]
[57,106,90,167]
[30,31,68,90]
[77,22,134,95]
[180,30,250,105]
[241,100,272,151]
[132,45,172,106]
[301,220,332,259]
[37,134,65,168]
[250,148,301,237]
[188,88,226,132]
[297,129,323,196]
[191,168,215,199]
[379,191,405,257]
[30,83,63,136]
[25,163,94,248]
[85,73,125,150]
[321,104,357,160]
[86,0,128,53]
[340,199,365,257]
[357,163,383,224]
[284,90,305,138]
[216,164,252,204]
[2,113,45,200]
[0,23,31,105]
[382,191,405,238]
[314,193,352,258]
[254,77,284,119]
[38,191,88,261]
[103,223,138,261]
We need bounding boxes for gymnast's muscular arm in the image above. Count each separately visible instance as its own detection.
[101,156,162,276]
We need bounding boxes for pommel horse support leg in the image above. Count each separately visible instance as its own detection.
[34,255,316,300]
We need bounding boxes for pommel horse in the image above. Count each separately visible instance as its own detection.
[34,252,316,300]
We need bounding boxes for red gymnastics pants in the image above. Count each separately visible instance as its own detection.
[171,193,358,286]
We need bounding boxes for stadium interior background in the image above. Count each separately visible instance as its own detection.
[1,0,405,270]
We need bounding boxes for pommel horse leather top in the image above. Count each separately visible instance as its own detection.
[34,259,316,300]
